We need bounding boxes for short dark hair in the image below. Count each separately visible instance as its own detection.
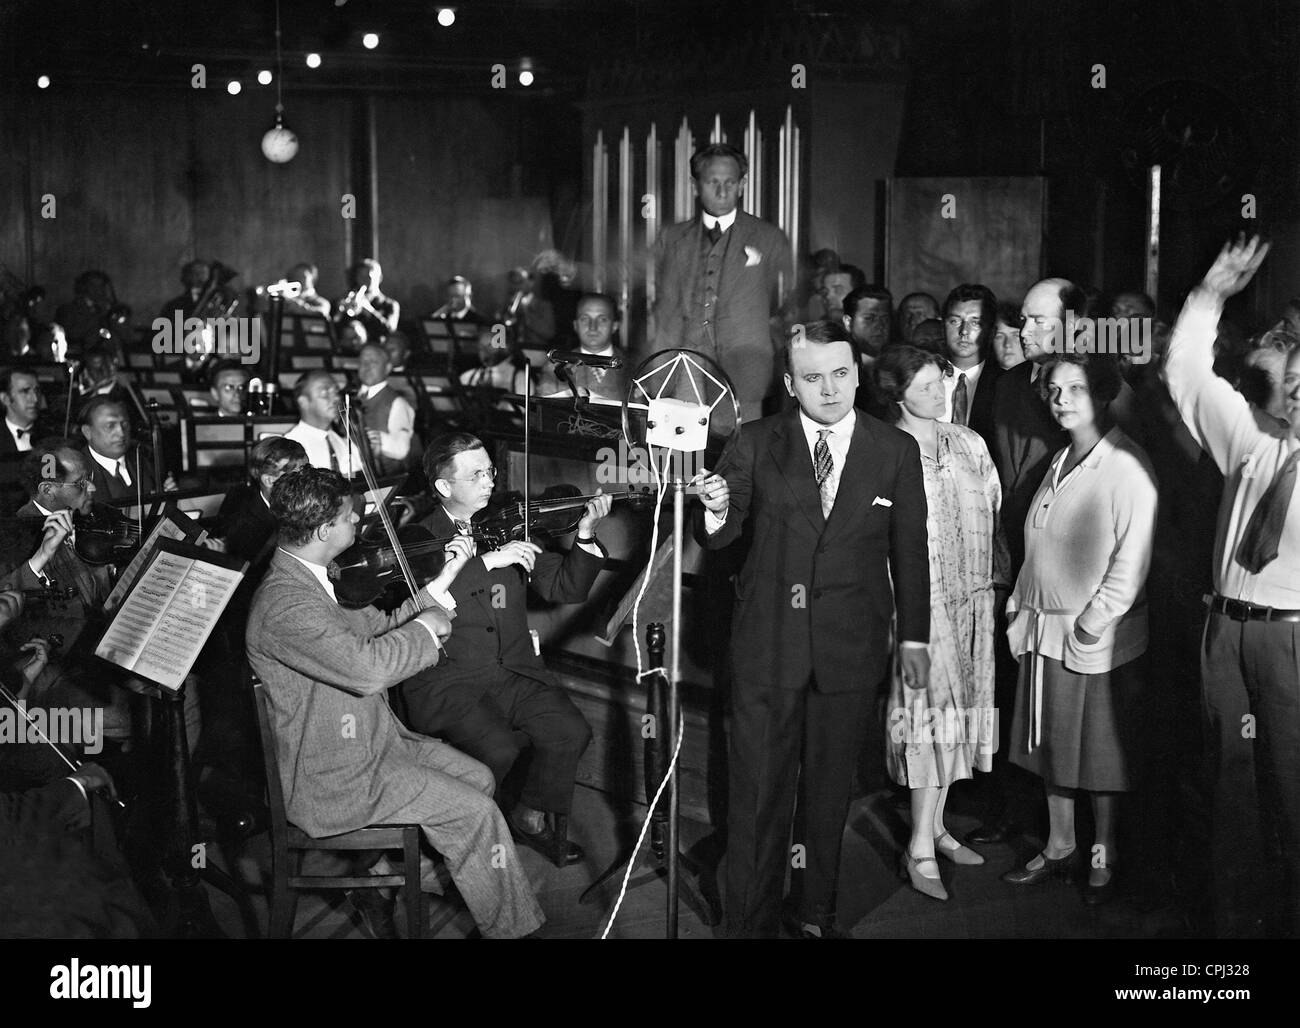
[942,283,998,358]
[78,395,128,427]
[996,300,1023,327]
[293,369,336,401]
[575,292,618,319]
[208,360,250,386]
[269,466,351,547]
[19,439,82,498]
[825,264,866,292]
[899,292,939,314]
[873,345,953,423]
[843,285,893,321]
[1038,351,1124,410]
[349,258,380,288]
[423,432,486,483]
[911,318,947,355]
[783,320,858,373]
[689,142,749,181]
[288,262,318,281]
[1,367,38,398]
[249,436,308,483]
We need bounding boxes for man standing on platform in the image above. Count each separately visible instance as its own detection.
[654,142,792,422]
[696,329,930,938]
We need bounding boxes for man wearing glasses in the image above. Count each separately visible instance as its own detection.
[206,361,251,417]
[399,432,611,867]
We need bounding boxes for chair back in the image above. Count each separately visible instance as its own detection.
[251,678,292,847]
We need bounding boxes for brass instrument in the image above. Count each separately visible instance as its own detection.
[186,261,241,375]
[336,287,373,321]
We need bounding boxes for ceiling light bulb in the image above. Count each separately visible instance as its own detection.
[363,32,379,49]
[228,80,242,95]
[258,69,273,85]
[437,8,456,27]
[306,52,322,69]
[518,70,534,87]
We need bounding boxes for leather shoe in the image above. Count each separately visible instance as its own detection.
[899,852,949,902]
[1084,864,1119,906]
[935,832,985,866]
[1002,848,1078,886]
[508,812,585,867]
[347,888,398,939]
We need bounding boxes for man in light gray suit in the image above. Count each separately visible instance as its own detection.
[245,466,544,938]
[654,142,793,421]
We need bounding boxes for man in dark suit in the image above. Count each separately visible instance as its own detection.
[538,292,629,402]
[654,143,793,421]
[940,284,1002,452]
[399,433,610,867]
[697,326,931,938]
[1,368,48,513]
[78,397,173,501]
[843,285,895,421]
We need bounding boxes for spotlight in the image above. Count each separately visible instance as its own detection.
[258,69,273,85]
[518,70,534,87]
[227,80,242,95]
[363,32,379,49]
[306,52,322,69]
[437,8,455,27]
[37,75,50,89]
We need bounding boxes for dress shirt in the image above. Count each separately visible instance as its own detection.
[280,549,456,642]
[358,382,415,461]
[1163,288,1300,606]
[88,446,131,487]
[284,421,353,476]
[702,209,738,234]
[941,360,984,425]
[5,418,33,452]
[541,346,615,399]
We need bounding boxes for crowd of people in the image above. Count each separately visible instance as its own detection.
[1,140,1297,943]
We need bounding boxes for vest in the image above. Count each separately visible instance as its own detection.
[683,224,734,351]
[360,386,420,477]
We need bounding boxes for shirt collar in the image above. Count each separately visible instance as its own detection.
[702,209,738,233]
[5,417,31,438]
[295,421,332,439]
[280,548,337,601]
[359,382,388,400]
[798,406,856,445]
[87,446,122,475]
[579,345,615,358]
[33,500,55,517]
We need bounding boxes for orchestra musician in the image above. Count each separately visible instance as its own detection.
[459,326,533,393]
[201,361,251,417]
[282,263,331,319]
[284,370,353,475]
[538,292,628,402]
[500,267,556,348]
[78,397,175,499]
[337,258,400,341]
[2,369,48,512]
[245,465,545,938]
[159,261,213,320]
[398,433,610,867]
[431,275,490,326]
[355,342,420,478]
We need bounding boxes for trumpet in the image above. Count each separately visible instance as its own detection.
[336,287,374,320]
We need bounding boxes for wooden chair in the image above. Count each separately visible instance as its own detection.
[251,679,426,939]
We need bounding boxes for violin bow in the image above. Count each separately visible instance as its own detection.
[0,682,126,808]
[340,397,443,650]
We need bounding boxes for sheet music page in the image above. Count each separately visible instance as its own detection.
[103,515,194,614]
[96,551,243,691]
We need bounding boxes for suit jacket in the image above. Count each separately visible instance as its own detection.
[654,210,792,418]
[697,408,929,693]
[244,550,450,837]
[84,446,160,501]
[400,506,605,730]
[967,360,1002,451]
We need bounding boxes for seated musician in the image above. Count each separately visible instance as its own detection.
[356,343,420,478]
[537,292,629,403]
[500,267,556,348]
[159,260,210,320]
[78,397,175,499]
[0,441,131,739]
[75,342,133,408]
[191,360,250,417]
[2,369,49,513]
[459,325,533,393]
[283,262,331,319]
[339,258,400,341]
[399,433,610,867]
[284,370,353,474]
[337,317,368,355]
[431,275,489,326]
[216,436,308,567]
[54,270,124,355]
[384,330,413,374]
[246,466,544,938]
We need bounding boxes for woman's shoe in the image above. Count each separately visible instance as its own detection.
[1001,847,1078,886]
[898,852,949,902]
[935,832,985,866]
[1083,864,1119,906]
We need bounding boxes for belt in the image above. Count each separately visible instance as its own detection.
[1204,594,1300,622]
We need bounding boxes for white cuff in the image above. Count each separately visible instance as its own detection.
[899,641,928,650]
[704,508,727,535]
[424,581,457,612]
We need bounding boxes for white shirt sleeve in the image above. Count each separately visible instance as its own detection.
[380,395,415,460]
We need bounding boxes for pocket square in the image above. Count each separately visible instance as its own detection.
[744,245,762,267]
[872,496,893,507]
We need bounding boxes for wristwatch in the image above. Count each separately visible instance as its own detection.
[577,535,596,544]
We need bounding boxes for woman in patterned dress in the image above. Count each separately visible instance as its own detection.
[877,345,1004,901]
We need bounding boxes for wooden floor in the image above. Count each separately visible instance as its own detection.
[203,781,1193,940]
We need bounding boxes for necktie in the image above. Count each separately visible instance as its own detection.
[952,373,969,426]
[455,519,471,535]
[707,222,722,246]
[114,459,129,489]
[328,441,340,474]
[1236,448,1300,573]
[814,429,834,519]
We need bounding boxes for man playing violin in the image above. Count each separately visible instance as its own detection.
[399,432,611,867]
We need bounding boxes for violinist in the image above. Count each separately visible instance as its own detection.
[399,433,611,868]
[79,397,175,500]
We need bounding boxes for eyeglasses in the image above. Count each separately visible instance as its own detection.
[451,467,497,484]
[59,477,91,490]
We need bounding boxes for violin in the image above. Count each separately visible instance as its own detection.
[73,503,144,566]
[329,487,653,609]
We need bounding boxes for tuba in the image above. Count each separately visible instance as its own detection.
[187,261,241,376]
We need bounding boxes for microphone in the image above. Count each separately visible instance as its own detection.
[546,349,623,369]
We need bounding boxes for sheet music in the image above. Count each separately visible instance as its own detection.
[96,550,243,692]
[103,514,197,614]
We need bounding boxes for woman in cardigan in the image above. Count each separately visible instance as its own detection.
[1003,351,1158,904]
[877,345,1004,901]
